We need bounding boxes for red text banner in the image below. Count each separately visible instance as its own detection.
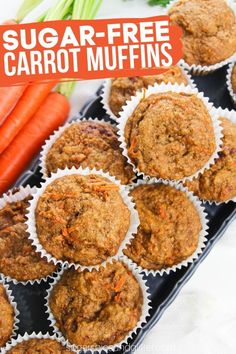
[0,16,183,86]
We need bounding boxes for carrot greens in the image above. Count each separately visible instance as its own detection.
[16,0,44,22]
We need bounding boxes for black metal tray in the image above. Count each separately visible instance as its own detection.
[6,65,236,353]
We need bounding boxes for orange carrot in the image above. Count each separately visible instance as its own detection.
[114,276,126,292]
[1,20,17,25]
[0,20,28,125]
[0,84,28,125]
[0,81,56,154]
[0,92,70,194]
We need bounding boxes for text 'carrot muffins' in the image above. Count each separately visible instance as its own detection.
[0,284,14,347]
[124,184,202,271]
[44,121,134,185]
[169,0,236,67]
[5,338,74,353]
[186,116,236,202]
[124,91,216,180]
[48,261,144,348]
[34,174,131,266]
[0,194,56,283]
[108,66,189,117]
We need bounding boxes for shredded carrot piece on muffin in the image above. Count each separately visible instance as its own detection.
[114,276,126,292]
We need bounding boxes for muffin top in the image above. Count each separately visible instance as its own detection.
[124,92,216,180]
[109,66,188,117]
[45,121,134,185]
[0,196,56,282]
[35,174,131,266]
[124,184,201,270]
[0,284,14,347]
[49,261,143,347]
[169,0,236,66]
[185,117,236,202]
[232,63,236,94]
[6,338,73,353]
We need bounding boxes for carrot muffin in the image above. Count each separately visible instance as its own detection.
[45,121,134,185]
[49,261,143,347]
[185,117,236,202]
[124,92,216,180]
[232,63,236,94]
[169,0,236,66]
[124,184,201,270]
[35,174,130,266]
[109,66,189,117]
[6,338,74,353]
[0,284,14,347]
[0,196,56,282]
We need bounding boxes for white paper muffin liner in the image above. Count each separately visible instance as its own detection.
[100,65,196,122]
[0,185,57,285]
[0,279,19,350]
[26,167,140,271]
[39,117,135,185]
[45,258,152,354]
[1,332,76,353]
[117,82,223,183]
[186,107,236,205]
[226,62,236,106]
[166,0,236,75]
[121,179,208,276]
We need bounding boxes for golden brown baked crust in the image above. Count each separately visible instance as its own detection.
[0,197,56,281]
[232,63,236,94]
[124,92,216,180]
[35,174,130,266]
[169,0,236,66]
[0,284,14,347]
[185,117,236,202]
[49,261,143,347]
[45,121,134,185]
[124,184,201,269]
[109,66,188,117]
[7,338,73,353]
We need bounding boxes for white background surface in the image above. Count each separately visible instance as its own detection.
[1,1,236,353]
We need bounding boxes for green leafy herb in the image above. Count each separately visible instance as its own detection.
[147,0,171,6]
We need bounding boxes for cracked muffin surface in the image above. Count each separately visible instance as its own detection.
[169,0,236,66]
[49,261,143,347]
[0,284,14,347]
[0,196,56,282]
[124,184,201,270]
[124,92,216,180]
[109,66,188,117]
[45,121,134,185]
[35,174,131,266]
[185,117,236,202]
[6,338,74,353]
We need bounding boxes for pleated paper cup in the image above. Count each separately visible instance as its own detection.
[166,0,236,75]
[101,65,196,122]
[45,259,152,354]
[117,82,223,183]
[186,107,236,205]
[1,332,76,353]
[39,117,135,185]
[26,167,140,271]
[0,279,20,349]
[121,179,208,276]
[226,62,236,106]
[0,185,57,285]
